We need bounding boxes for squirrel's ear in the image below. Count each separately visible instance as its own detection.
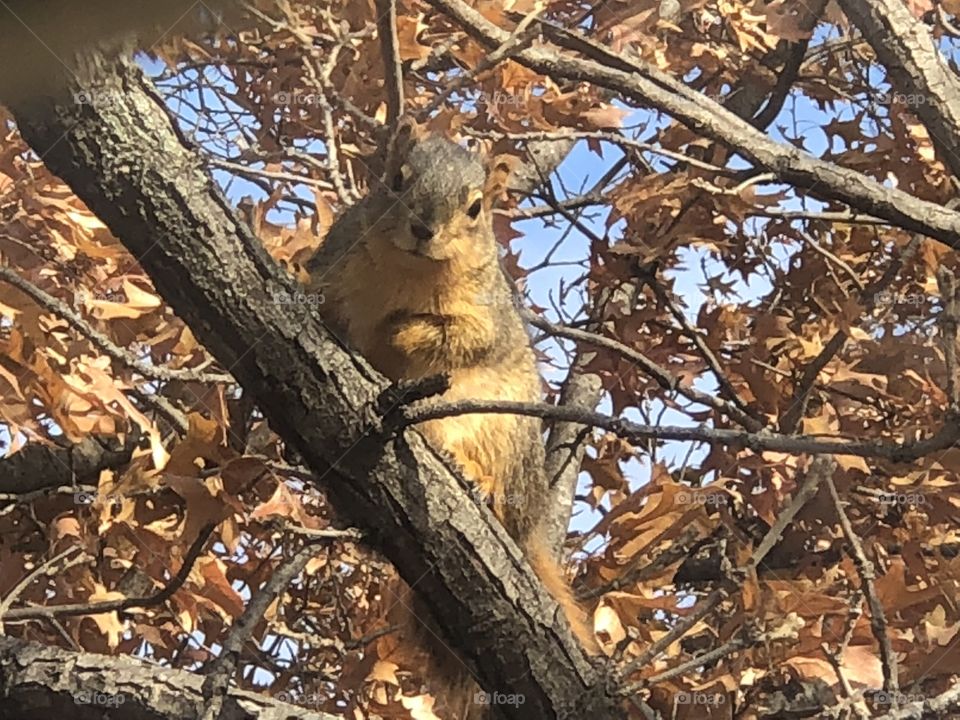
[483,154,517,208]
[382,117,422,183]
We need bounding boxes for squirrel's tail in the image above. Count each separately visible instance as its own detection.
[379,577,488,719]
[376,536,596,719]
[524,534,599,653]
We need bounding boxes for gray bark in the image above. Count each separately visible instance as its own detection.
[838,0,960,179]
[0,636,340,720]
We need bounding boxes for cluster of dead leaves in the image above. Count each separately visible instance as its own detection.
[2,0,960,718]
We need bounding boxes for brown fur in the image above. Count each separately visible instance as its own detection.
[306,128,597,718]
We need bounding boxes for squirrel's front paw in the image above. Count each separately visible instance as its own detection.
[390,315,444,355]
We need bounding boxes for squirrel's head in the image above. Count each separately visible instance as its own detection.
[374,127,510,266]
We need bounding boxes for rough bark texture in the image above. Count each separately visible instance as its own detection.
[3,54,619,720]
[543,363,602,553]
[0,637,339,720]
[509,137,576,196]
[837,0,960,179]
[0,435,138,495]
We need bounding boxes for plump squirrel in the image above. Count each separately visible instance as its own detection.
[305,121,597,718]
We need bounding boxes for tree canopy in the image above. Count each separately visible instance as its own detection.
[1,1,960,718]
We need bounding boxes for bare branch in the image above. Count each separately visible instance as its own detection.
[396,399,960,461]
[825,475,899,697]
[0,547,90,631]
[838,0,960,178]
[426,0,960,250]
[648,279,761,424]
[526,310,764,430]
[938,266,960,412]
[374,0,404,126]
[1,523,217,623]
[542,359,602,553]
[201,541,326,720]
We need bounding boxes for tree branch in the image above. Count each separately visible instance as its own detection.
[0,434,138,496]
[837,0,960,179]
[1,522,217,623]
[0,635,342,720]
[526,310,764,431]
[201,541,324,720]
[374,0,403,127]
[825,475,899,698]
[397,399,960,462]
[427,0,960,250]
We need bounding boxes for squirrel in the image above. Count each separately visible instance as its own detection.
[305,121,597,719]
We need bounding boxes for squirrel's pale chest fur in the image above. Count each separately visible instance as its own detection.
[322,213,543,531]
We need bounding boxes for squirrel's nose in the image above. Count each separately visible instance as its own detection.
[410,222,434,243]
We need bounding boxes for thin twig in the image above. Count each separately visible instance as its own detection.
[618,588,728,681]
[1,523,217,622]
[419,8,543,120]
[825,475,899,697]
[619,457,835,692]
[648,280,761,423]
[0,266,233,385]
[578,526,700,601]
[472,128,739,178]
[525,310,765,431]
[748,455,836,572]
[0,267,214,432]
[937,266,959,412]
[396,400,960,462]
[200,540,326,719]
[799,230,866,292]
[0,546,89,631]
[779,235,921,433]
[374,0,404,126]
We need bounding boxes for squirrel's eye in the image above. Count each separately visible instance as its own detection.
[466,198,482,219]
[391,171,404,192]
